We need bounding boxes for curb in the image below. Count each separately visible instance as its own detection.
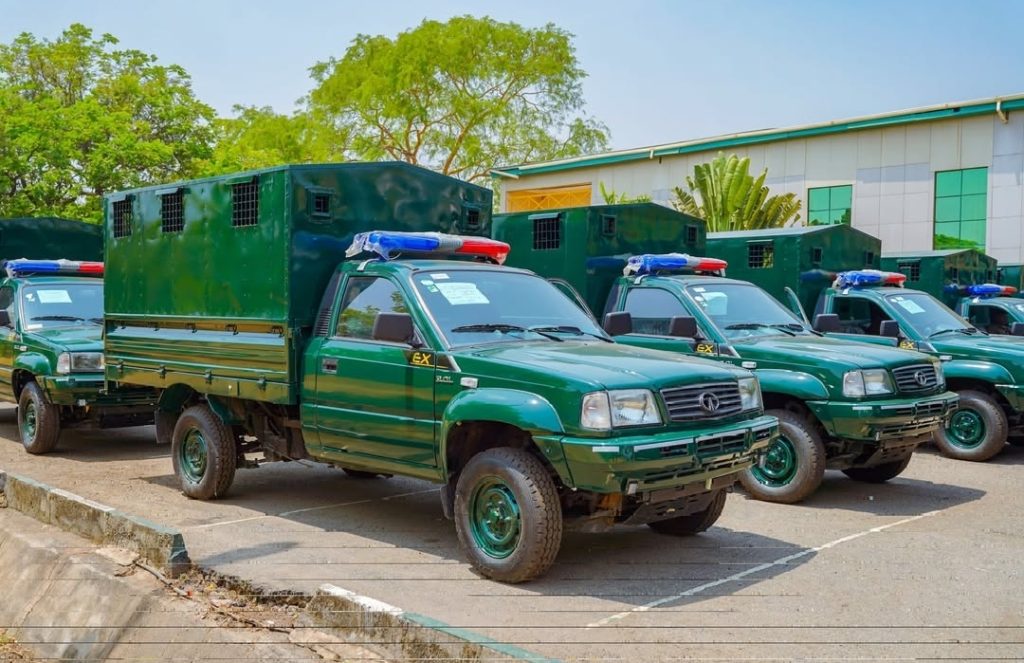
[0,469,190,575]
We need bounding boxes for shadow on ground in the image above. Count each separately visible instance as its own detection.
[0,408,166,462]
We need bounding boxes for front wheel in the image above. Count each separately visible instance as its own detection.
[739,409,825,504]
[453,447,562,583]
[18,381,60,454]
[648,489,726,536]
[933,390,1007,462]
[842,455,912,483]
[171,404,237,500]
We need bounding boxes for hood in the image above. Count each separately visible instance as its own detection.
[934,332,1024,357]
[456,340,749,391]
[736,334,932,370]
[24,326,102,352]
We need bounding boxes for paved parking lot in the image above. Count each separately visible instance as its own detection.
[0,403,1021,661]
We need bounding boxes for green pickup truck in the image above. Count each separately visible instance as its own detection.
[493,206,958,503]
[103,164,777,582]
[808,268,1024,462]
[0,218,155,453]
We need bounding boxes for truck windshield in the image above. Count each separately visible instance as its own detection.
[21,283,104,330]
[684,282,809,340]
[412,270,608,347]
[884,292,981,338]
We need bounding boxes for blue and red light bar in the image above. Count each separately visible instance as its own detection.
[961,283,1018,298]
[3,259,104,278]
[833,270,907,289]
[345,231,509,264]
[624,253,728,276]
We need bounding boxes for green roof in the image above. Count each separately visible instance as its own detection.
[881,249,985,258]
[493,93,1024,178]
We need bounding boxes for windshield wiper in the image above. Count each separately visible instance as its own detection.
[529,325,613,343]
[928,327,979,338]
[450,323,563,342]
[724,322,796,336]
[30,315,85,322]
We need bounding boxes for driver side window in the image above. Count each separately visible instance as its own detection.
[335,277,408,339]
[623,288,687,335]
[969,304,1009,334]
[833,297,893,335]
[0,287,13,326]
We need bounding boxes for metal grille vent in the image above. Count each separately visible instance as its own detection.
[892,364,938,393]
[232,180,259,227]
[464,208,481,230]
[313,193,331,216]
[532,216,561,250]
[112,200,132,238]
[811,247,823,263]
[660,382,743,421]
[313,272,342,337]
[898,260,921,281]
[601,215,616,236]
[161,191,184,233]
[686,225,698,244]
[747,242,773,269]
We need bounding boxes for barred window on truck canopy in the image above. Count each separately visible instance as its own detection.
[112,199,133,238]
[160,189,185,233]
[231,178,260,227]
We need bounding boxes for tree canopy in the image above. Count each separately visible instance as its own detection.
[0,24,215,221]
[672,153,803,231]
[304,16,609,183]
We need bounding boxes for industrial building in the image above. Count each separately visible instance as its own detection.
[492,93,1024,265]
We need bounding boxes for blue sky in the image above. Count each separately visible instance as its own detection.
[2,0,1022,151]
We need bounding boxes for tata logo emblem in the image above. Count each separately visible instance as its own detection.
[697,391,721,413]
[914,370,930,386]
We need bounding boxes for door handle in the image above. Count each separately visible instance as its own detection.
[321,358,338,374]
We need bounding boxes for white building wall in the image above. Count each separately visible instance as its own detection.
[501,112,1024,264]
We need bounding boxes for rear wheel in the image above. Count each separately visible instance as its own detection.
[171,404,236,500]
[453,447,562,583]
[18,381,60,455]
[648,489,726,536]
[842,455,912,483]
[934,390,1007,462]
[740,409,825,504]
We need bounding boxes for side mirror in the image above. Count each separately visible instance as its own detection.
[812,313,841,333]
[372,312,415,344]
[603,311,633,336]
[879,320,901,338]
[1011,322,1024,337]
[0,310,10,328]
[668,316,698,338]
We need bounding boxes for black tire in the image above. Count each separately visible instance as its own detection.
[171,404,237,500]
[18,381,60,455]
[453,447,562,583]
[739,409,825,504]
[648,489,726,536]
[155,409,176,446]
[934,390,1007,462]
[842,454,912,483]
[341,467,390,479]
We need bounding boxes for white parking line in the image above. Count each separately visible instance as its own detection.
[183,488,436,531]
[586,509,942,629]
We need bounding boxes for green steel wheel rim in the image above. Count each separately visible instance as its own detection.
[751,435,798,486]
[947,408,987,449]
[469,476,522,559]
[21,400,36,442]
[180,429,209,483]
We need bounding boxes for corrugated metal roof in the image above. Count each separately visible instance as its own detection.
[494,92,1024,178]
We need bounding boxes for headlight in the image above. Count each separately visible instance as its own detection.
[842,369,894,398]
[608,389,662,427]
[581,390,662,430]
[738,377,762,411]
[57,352,104,374]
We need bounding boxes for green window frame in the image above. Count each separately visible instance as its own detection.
[933,167,987,250]
[807,184,852,226]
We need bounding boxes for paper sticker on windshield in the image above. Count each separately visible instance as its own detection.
[430,273,450,280]
[693,287,706,292]
[435,282,489,305]
[895,299,925,314]
[1014,304,1024,313]
[37,289,72,304]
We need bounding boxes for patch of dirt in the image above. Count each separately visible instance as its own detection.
[0,631,36,661]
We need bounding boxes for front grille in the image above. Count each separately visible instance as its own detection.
[892,364,939,393]
[916,400,948,417]
[660,382,743,421]
[692,431,747,459]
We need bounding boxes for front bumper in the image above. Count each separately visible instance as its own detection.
[807,391,958,443]
[546,414,778,494]
[40,373,156,408]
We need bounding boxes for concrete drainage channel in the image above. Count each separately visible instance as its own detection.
[0,470,558,663]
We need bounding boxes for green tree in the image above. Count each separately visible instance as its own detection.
[0,24,215,221]
[598,182,652,204]
[200,105,343,176]
[306,16,608,184]
[672,153,802,231]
